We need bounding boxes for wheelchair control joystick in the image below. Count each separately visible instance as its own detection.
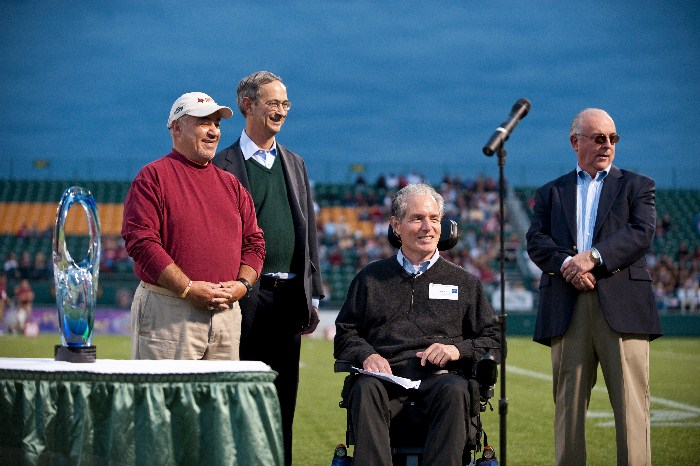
[475,352,498,401]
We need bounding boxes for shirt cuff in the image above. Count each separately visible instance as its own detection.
[560,256,573,273]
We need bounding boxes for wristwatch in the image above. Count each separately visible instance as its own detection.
[237,278,253,298]
[590,247,601,266]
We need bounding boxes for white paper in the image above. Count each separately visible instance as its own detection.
[353,367,421,389]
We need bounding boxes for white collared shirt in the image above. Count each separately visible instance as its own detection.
[240,130,277,169]
[396,248,440,276]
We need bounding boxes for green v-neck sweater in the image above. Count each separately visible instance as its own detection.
[245,158,295,274]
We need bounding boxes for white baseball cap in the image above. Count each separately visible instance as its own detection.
[167,92,233,129]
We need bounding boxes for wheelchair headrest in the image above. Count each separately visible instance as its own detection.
[387,218,459,251]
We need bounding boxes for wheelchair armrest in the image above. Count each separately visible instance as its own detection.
[334,359,354,373]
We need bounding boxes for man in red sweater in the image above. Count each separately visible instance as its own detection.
[122,92,265,360]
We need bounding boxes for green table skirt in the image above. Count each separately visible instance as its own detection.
[0,368,283,466]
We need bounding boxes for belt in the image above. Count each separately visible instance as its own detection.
[260,275,298,291]
[140,281,180,298]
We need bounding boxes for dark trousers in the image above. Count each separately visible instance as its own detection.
[348,373,470,466]
[240,286,302,466]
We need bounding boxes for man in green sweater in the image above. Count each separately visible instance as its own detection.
[213,71,323,466]
[335,183,501,466]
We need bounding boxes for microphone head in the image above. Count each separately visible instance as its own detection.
[512,98,531,118]
[482,98,531,156]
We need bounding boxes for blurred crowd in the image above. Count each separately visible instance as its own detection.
[316,173,522,305]
[648,241,700,313]
[319,173,700,314]
[3,235,134,281]
[1,175,698,333]
[644,209,700,313]
[0,275,35,335]
[1,234,135,334]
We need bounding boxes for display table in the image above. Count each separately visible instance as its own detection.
[0,358,283,466]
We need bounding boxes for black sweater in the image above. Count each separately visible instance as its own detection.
[334,256,501,380]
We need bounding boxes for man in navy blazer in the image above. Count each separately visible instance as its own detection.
[526,108,661,466]
[213,71,323,466]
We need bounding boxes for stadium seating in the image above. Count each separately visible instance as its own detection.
[1,180,697,310]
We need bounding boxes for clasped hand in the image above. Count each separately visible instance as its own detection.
[561,251,597,291]
[185,280,247,311]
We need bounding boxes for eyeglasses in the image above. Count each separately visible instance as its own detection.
[578,133,620,145]
[261,99,292,111]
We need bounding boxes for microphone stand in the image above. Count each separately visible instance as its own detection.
[482,97,529,466]
[496,144,508,466]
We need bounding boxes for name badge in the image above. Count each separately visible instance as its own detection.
[429,283,459,300]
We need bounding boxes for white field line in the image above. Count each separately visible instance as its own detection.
[507,365,700,415]
[653,350,700,361]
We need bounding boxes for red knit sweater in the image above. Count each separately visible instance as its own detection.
[122,150,265,284]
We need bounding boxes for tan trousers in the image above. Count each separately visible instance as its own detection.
[131,282,242,360]
[551,291,651,466]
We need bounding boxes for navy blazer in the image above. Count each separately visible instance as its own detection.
[526,165,662,346]
[213,139,324,336]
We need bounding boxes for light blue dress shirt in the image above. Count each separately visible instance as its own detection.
[396,248,440,276]
[576,164,610,253]
[561,164,611,272]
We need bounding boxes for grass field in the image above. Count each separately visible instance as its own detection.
[1,334,699,465]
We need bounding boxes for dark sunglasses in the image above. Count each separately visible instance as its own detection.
[578,133,620,145]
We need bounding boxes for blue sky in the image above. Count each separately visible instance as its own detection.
[2,1,699,188]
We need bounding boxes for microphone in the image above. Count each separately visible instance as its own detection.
[482,98,531,156]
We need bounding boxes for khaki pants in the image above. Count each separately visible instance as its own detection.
[131,282,242,360]
[551,290,651,466]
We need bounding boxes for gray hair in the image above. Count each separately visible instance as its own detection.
[570,108,614,136]
[168,113,193,139]
[391,183,444,222]
[236,71,283,116]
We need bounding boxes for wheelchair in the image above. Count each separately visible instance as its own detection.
[334,219,500,466]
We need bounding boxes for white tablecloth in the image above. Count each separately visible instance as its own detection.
[0,357,271,374]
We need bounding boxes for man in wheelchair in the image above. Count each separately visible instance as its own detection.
[334,183,502,466]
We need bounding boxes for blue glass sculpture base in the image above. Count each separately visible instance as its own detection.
[54,345,97,363]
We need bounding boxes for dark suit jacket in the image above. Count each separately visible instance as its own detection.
[213,139,324,336]
[526,165,662,346]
